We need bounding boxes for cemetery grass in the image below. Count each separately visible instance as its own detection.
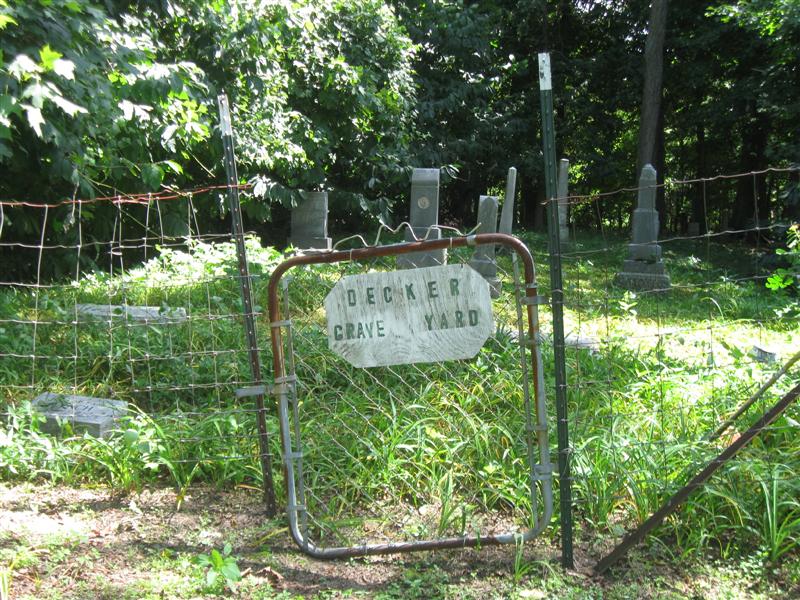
[1,231,799,597]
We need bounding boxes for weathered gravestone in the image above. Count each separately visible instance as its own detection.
[498,167,517,237]
[397,169,446,269]
[325,264,493,368]
[615,164,671,291]
[76,304,187,323]
[32,392,127,438]
[469,195,501,298]
[290,191,332,250]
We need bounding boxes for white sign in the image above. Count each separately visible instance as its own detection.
[324,264,494,368]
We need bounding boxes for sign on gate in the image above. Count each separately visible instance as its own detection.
[324,264,494,367]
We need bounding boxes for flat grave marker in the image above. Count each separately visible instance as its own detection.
[76,304,187,323]
[32,392,128,438]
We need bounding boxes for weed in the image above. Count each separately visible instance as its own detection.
[194,543,242,593]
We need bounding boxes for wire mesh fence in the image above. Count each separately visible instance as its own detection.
[2,165,798,566]
[0,189,555,557]
[0,189,278,493]
[545,166,800,567]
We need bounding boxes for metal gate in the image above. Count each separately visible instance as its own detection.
[267,233,552,557]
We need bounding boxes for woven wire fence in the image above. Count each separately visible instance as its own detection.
[0,189,278,493]
[267,238,553,556]
[547,166,800,564]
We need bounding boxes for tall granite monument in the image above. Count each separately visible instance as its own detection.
[615,164,671,291]
[397,168,446,269]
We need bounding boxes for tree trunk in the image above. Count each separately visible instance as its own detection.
[636,0,669,179]
[691,125,708,234]
[731,102,769,230]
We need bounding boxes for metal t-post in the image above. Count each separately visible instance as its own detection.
[217,94,278,516]
[538,52,574,569]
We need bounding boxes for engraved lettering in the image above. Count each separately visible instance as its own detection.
[427,281,438,298]
[383,286,392,303]
[450,278,459,296]
[366,287,375,305]
[347,289,356,307]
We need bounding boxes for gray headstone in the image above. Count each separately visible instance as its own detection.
[32,392,128,438]
[614,165,671,291]
[290,191,332,250]
[498,167,517,236]
[469,195,501,297]
[397,169,446,269]
[687,222,700,237]
[564,332,600,354]
[76,304,187,323]
[750,345,777,364]
[557,159,570,246]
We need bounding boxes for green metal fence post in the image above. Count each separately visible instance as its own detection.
[537,52,574,569]
[217,94,278,516]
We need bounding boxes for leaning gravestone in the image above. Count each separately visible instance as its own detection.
[469,195,501,298]
[397,169,446,269]
[290,191,332,250]
[615,164,671,291]
[32,392,127,438]
[498,167,517,237]
[76,304,187,323]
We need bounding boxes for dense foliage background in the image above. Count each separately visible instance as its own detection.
[1,0,798,250]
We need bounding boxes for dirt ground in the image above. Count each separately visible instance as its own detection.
[0,482,796,599]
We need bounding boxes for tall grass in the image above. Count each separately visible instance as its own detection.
[0,233,798,560]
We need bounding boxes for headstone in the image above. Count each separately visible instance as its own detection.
[557,159,570,246]
[324,264,493,367]
[564,332,600,354]
[687,222,701,237]
[469,195,501,298]
[498,167,517,236]
[750,345,777,364]
[397,169,446,269]
[32,392,127,438]
[614,165,671,291]
[290,191,332,250]
[76,304,187,323]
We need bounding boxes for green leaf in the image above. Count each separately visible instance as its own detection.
[23,105,44,137]
[163,159,183,175]
[53,58,76,80]
[21,81,50,109]
[220,561,241,582]
[205,569,218,587]
[39,44,62,71]
[0,14,18,30]
[8,54,41,80]
[0,95,19,128]
[141,163,164,191]
[51,95,87,117]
